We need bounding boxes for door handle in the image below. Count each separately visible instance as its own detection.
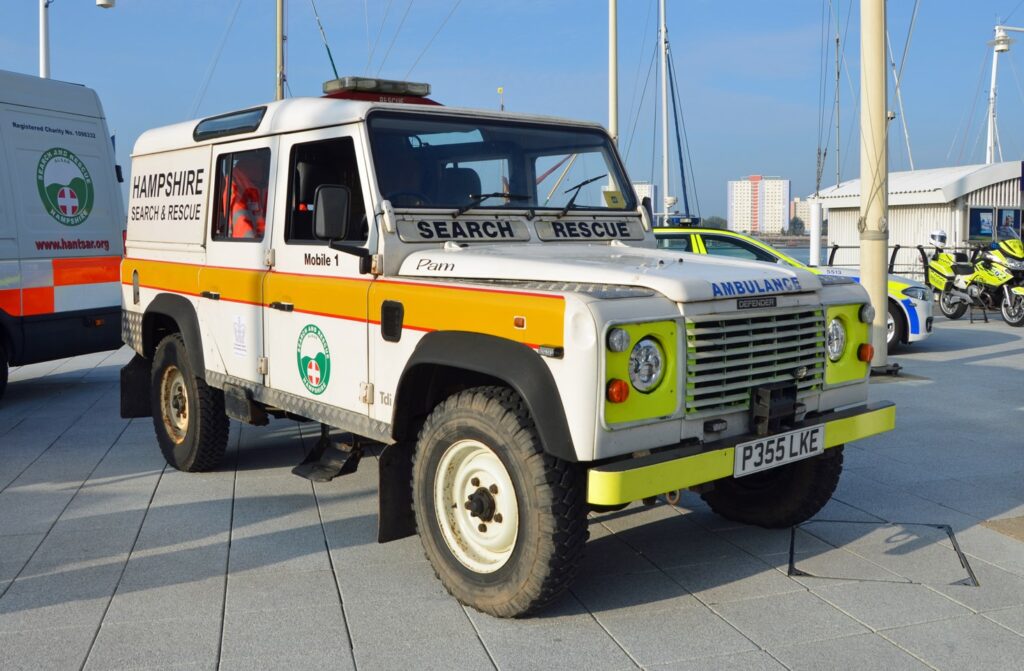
[200,290,220,300]
[269,301,294,312]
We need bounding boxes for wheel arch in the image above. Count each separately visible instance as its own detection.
[143,293,205,378]
[390,331,577,462]
[887,296,909,343]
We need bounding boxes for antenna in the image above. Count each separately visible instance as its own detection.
[310,0,340,80]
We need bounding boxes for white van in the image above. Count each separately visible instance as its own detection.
[0,69,124,399]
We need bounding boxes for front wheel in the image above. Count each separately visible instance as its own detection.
[886,301,905,352]
[938,290,967,320]
[412,386,588,617]
[701,447,844,528]
[151,334,229,471]
[1002,294,1024,327]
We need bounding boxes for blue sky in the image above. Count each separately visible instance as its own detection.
[3,1,1024,217]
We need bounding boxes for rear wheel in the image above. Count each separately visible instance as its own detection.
[938,290,967,320]
[886,301,905,352]
[1002,294,1024,327]
[0,339,8,402]
[412,386,588,617]
[701,447,844,528]
[151,334,228,471]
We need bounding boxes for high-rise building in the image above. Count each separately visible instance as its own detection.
[791,197,811,227]
[632,182,658,211]
[727,175,791,234]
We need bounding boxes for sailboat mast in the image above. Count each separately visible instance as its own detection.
[835,27,840,186]
[660,0,670,224]
[609,0,618,145]
[276,0,285,101]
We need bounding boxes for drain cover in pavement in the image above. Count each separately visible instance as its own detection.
[789,520,979,587]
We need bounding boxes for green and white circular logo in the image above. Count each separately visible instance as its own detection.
[36,147,94,227]
[296,324,331,395]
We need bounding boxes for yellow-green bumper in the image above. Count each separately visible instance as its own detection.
[587,402,895,506]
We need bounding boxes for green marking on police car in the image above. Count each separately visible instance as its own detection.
[296,324,331,395]
[36,148,94,227]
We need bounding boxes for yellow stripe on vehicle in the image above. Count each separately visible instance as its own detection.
[587,403,895,505]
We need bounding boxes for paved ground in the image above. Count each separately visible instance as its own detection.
[1,315,1024,670]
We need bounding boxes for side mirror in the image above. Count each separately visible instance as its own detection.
[313,185,351,241]
[641,196,654,223]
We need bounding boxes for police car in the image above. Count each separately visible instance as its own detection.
[654,227,933,351]
[119,76,895,617]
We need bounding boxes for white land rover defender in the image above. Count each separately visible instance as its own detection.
[120,78,894,617]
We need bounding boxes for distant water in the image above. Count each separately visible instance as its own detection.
[783,246,828,266]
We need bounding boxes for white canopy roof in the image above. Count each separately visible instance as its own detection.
[813,162,1021,207]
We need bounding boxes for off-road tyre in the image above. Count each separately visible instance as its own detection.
[412,386,588,618]
[0,339,8,402]
[701,445,844,528]
[151,333,228,472]
[938,290,967,320]
[1001,295,1024,327]
[886,301,905,352]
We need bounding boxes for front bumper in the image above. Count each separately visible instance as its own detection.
[586,402,895,505]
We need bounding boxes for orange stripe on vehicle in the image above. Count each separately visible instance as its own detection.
[369,281,565,347]
[199,266,264,305]
[22,286,54,316]
[122,258,202,296]
[53,256,121,286]
[0,288,19,316]
[266,272,367,321]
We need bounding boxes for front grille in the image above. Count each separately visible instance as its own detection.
[684,307,825,416]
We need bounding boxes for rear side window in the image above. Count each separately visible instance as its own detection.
[656,235,693,252]
[211,148,270,242]
[702,236,777,263]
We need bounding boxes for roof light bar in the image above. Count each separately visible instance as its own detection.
[323,77,431,98]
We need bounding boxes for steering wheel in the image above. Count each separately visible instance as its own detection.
[387,191,430,207]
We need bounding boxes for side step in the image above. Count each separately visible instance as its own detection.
[293,424,364,482]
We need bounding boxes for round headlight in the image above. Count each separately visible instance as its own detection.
[858,303,876,323]
[628,337,665,392]
[826,318,846,362]
[607,327,631,353]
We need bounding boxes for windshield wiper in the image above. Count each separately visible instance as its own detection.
[558,174,607,218]
[455,192,531,217]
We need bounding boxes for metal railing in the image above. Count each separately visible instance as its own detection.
[821,242,986,285]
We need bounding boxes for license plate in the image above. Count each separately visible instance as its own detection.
[734,425,824,477]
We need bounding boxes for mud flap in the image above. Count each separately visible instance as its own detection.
[120,353,151,418]
[292,424,363,482]
[377,443,415,543]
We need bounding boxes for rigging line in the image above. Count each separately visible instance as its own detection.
[957,46,991,164]
[367,0,395,72]
[189,0,243,118]
[364,0,372,66]
[668,44,700,217]
[887,30,914,169]
[896,0,919,83]
[404,0,462,79]
[816,0,832,153]
[376,0,415,76]
[623,41,659,163]
[624,0,656,149]
[1007,0,1024,23]
[666,45,689,214]
[309,0,339,79]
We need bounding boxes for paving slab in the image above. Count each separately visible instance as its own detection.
[571,564,699,615]
[883,613,1024,670]
[0,533,43,581]
[103,576,225,625]
[646,649,786,670]
[666,555,804,605]
[771,632,931,670]
[0,624,98,671]
[812,580,972,630]
[595,605,756,665]
[84,616,221,670]
[220,605,353,667]
[713,590,868,652]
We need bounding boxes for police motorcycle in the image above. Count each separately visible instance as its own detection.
[924,229,1024,326]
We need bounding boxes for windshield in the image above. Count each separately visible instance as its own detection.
[367,112,635,212]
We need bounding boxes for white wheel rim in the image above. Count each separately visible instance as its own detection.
[433,439,519,574]
[887,311,896,342]
[160,365,189,444]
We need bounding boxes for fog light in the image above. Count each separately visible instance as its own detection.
[606,379,630,403]
[858,304,875,323]
[857,343,874,362]
[607,328,630,353]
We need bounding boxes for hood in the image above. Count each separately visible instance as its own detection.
[399,243,821,303]
[817,266,926,289]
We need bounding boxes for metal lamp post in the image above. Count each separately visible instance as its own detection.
[39,0,116,79]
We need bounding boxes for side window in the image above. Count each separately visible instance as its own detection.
[656,235,693,252]
[286,137,368,244]
[702,236,778,263]
[212,148,270,241]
